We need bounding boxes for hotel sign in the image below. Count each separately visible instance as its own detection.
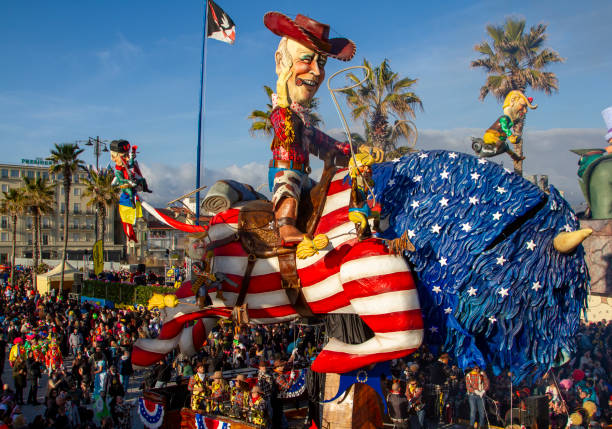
[21,158,52,166]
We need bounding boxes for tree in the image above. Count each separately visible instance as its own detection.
[22,177,55,287]
[341,59,422,158]
[48,143,85,294]
[0,188,26,286]
[471,17,563,175]
[248,85,322,138]
[81,167,120,244]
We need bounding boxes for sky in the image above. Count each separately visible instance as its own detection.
[1,0,611,208]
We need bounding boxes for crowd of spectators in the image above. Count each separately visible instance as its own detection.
[0,266,610,429]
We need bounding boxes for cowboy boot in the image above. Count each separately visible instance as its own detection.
[506,148,525,161]
[275,197,304,246]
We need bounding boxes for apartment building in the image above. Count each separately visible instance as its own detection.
[0,160,125,264]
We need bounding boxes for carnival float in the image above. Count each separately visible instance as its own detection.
[112,7,594,429]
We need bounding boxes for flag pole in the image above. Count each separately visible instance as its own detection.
[195,1,209,225]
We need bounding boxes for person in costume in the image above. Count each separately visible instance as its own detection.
[465,364,489,429]
[264,12,354,252]
[230,374,249,419]
[405,376,425,429]
[8,338,25,368]
[44,338,63,375]
[187,362,207,411]
[207,370,228,414]
[109,139,150,200]
[248,385,267,427]
[473,90,537,161]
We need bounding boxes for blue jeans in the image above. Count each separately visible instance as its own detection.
[469,394,486,428]
[120,375,130,393]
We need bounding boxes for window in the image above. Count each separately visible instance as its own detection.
[42,234,49,245]
[74,188,81,196]
[42,172,49,180]
[73,203,80,214]
[27,170,34,178]
[10,170,19,178]
[1,184,8,192]
[73,233,80,242]
[60,203,65,214]
[1,232,8,241]
[42,217,50,228]
[1,169,7,178]
[1,217,7,229]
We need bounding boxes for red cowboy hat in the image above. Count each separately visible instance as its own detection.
[264,12,356,61]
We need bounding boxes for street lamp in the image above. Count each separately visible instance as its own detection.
[78,136,109,247]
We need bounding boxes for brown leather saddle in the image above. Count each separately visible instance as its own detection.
[234,166,338,319]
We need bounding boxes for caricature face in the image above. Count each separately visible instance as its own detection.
[277,39,327,106]
[110,151,125,166]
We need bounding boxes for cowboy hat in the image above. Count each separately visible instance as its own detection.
[264,12,355,61]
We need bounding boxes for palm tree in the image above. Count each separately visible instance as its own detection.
[471,17,563,175]
[81,167,120,244]
[0,188,26,286]
[48,143,85,294]
[341,59,423,158]
[22,177,55,286]
[248,85,322,138]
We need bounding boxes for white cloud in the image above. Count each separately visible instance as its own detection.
[95,34,143,74]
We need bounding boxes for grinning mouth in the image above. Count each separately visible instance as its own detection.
[296,77,318,88]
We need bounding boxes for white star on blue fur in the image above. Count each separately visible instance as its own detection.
[468,196,479,205]
[532,281,542,291]
[478,158,488,165]
[439,197,449,207]
[496,256,506,266]
[431,224,442,234]
[496,186,507,194]
[470,172,481,181]
[563,224,573,232]
[492,212,502,220]
[488,316,497,323]
[461,223,472,232]
[526,240,536,251]
[468,287,478,296]
[439,257,448,266]
[419,153,428,159]
[448,152,458,159]
[432,286,442,294]
[413,175,422,182]
[407,230,416,239]
[440,170,450,179]
[411,200,420,209]
[444,307,453,314]
[498,287,509,298]
[429,326,438,333]
[388,179,396,186]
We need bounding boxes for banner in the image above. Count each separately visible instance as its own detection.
[92,240,104,275]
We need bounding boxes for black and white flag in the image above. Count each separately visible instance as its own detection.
[207,0,236,44]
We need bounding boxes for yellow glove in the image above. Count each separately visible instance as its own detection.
[508,135,518,144]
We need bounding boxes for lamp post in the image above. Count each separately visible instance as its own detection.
[79,137,109,245]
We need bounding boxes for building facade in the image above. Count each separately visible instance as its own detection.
[0,160,125,264]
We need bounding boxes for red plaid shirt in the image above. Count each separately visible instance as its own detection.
[465,370,489,394]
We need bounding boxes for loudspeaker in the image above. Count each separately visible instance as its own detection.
[137,263,146,273]
[526,395,549,429]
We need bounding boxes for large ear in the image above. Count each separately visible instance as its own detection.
[275,50,283,76]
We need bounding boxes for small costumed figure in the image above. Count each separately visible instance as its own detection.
[264,12,354,257]
[110,139,149,242]
[9,337,25,367]
[44,337,63,374]
[207,371,228,414]
[187,362,207,411]
[248,385,267,426]
[31,338,44,363]
[230,374,249,419]
[347,145,384,239]
[472,90,537,161]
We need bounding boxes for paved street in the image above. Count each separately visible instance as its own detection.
[1,348,147,427]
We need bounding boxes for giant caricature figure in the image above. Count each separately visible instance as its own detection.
[264,13,354,255]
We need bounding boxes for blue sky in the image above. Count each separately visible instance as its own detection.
[1,0,610,206]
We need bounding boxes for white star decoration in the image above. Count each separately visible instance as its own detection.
[563,224,573,232]
[461,223,472,232]
[419,153,428,159]
[388,179,396,186]
[468,287,478,296]
[444,307,453,314]
[439,257,448,266]
[440,170,450,179]
[496,256,507,266]
[411,200,420,209]
[439,197,449,207]
[413,175,422,182]
[432,286,442,294]
[496,186,507,194]
[492,212,502,220]
[488,316,497,323]
[470,172,481,181]
[532,281,542,291]
[504,168,512,174]
[478,158,488,165]
[526,240,536,251]
[498,287,509,297]
[448,152,458,159]
[392,158,400,163]
[407,230,416,239]
[468,196,479,205]
[431,224,442,234]
[429,326,438,333]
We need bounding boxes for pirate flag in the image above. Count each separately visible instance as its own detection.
[207,0,236,44]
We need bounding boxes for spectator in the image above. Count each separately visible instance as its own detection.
[465,364,489,429]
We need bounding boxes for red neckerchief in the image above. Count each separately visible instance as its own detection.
[271,93,310,127]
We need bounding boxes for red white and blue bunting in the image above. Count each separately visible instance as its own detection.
[195,413,231,429]
[278,368,307,399]
[138,397,165,429]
